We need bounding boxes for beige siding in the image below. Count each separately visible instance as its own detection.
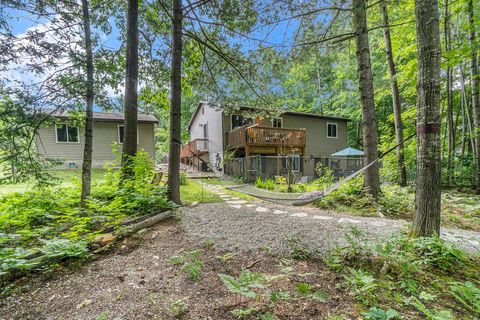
[36,122,156,168]
[282,115,347,157]
[221,111,348,157]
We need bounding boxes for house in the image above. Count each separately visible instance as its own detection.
[35,111,158,169]
[181,101,350,180]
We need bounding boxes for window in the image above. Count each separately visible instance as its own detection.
[203,122,208,139]
[231,115,252,129]
[56,124,79,143]
[291,155,301,172]
[327,123,338,138]
[282,155,301,172]
[118,125,139,144]
[271,117,283,128]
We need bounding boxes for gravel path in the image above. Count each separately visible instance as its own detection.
[181,183,480,255]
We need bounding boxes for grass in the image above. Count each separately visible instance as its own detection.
[180,179,222,204]
[0,169,106,195]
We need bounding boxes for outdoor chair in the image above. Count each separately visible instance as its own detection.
[297,176,309,184]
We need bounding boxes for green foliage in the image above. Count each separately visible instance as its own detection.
[179,172,188,186]
[314,175,416,217]
[448,281,480,315]
[285,236,312,260]
[361,307,400,320]
[169,298,189,317]
[411,297,454,320]
[326,229,479,318]
[218,269,267,298]
[0,151,171,276]
[343,268,378,304]
[255,177,275,190]
[170,250,204,282]
[40,238,89,258]
[314,162,336,187]
[231,306,257,319]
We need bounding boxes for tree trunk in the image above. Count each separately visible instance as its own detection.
[468,0,480,193]
[460,64,476,155]
[352,0,380,198]
[444,0,454,187]
[122,0,139,176]
[167,0,183,204]
[380,0,407,187]
[80,0,94,207]
[412,0,442,237]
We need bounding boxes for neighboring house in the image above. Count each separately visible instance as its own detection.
[180,101,350,179]
[35,111,158,169]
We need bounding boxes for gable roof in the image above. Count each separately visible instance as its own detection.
[48,110,158,124]
[187,101,350,131]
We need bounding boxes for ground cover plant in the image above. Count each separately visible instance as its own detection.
[0,151,172,278]
[325,227,480,319]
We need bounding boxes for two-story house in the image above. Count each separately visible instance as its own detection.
[181,101,350,180]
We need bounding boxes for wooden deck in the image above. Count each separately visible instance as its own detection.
[227,125,306,150]
[180,138,209,159]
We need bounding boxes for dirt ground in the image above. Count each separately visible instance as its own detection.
[0,218,357,320]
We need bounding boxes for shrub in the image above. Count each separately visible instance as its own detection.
[255,176,266,189]
[0,150,172,276]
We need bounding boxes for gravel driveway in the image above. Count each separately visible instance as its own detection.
[181,183,480,255]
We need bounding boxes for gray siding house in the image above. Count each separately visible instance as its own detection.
[181,101,350,178]
[36,111,157,169]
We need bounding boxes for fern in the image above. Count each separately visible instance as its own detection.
[218,273,258,298]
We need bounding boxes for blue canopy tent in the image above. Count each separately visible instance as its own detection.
[330,147,365,158]
[329,147,365,176]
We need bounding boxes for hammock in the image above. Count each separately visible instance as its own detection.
[292,133,416,206]
[226,134,415,207]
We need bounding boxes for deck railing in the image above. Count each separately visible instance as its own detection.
[180,138,209,158]
[227,126,306,149]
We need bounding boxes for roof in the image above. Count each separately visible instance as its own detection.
[48,110,159,124]
[331,147,365,157]
[187,101,350,131]
[187,101,209,130]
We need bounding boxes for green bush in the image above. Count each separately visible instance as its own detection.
[0,150,172,276]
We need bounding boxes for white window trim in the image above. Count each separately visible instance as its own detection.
[271,117,283,128]
[326,122,338,139]
[55,124,80,144]
[118,125,140,144]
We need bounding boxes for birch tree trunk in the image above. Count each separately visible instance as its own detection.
[122,0,139,176]
[167,0,183,204]
[468,0,480,194]
[380,0,407,187]
[352,0,380,198]
[80,0,94,207]
[412,0,442,237]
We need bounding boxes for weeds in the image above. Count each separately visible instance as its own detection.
[231,306,257,319]
[169,298,189,317]
[170,250,204,282]
[326,229,480,319]
[361,307,400,320]
[0,150,172,276]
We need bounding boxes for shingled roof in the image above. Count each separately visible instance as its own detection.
[48,110,158,124]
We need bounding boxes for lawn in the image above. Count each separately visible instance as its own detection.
[0,169,106,195]
[180,179,222,204]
